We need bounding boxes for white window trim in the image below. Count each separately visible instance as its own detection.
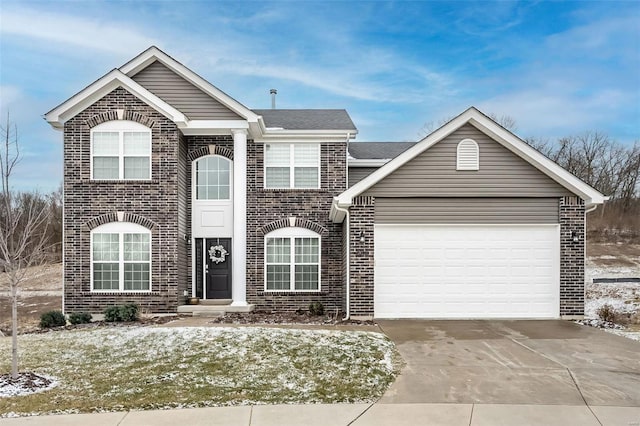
[264,227,321,292]
[90,222,152,293]
[264,143,321,189]
[456,138,479,171]
[90,120,152,180]
[193,155,233,201]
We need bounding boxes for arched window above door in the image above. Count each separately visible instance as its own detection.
[194,155,232,200]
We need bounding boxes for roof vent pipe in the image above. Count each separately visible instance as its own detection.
[270,89,277,109]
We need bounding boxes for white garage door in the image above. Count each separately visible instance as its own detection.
[374,225,560,319]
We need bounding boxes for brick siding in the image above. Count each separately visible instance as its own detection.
[246,142,347,312]
[348,196,375,317]
[559,196,586,316]
[63,87,183,314]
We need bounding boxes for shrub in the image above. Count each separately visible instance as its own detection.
[597,304,617,323]
[309,301,325,316]
[68,312,93,325]
[104,304,139,322]
[40,310,67,328]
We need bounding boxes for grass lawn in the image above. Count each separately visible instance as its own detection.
[0,326,401,417]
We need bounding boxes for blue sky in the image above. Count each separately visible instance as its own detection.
[1,0,639,191]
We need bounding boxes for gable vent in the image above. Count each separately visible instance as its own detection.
[456,138,479,170]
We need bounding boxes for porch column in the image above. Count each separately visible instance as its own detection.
[231,129,248,306]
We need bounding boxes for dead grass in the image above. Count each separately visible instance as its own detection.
[0,327,401,416]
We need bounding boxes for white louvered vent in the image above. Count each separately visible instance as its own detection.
[456,139,479,170]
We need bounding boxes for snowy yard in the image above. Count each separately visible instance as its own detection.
[583,243,640,341]
[0,327,401,417]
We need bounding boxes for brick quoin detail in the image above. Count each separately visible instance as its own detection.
[559,196,586,316]
[349,196,375,317]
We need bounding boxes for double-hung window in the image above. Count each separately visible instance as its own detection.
[264,144,320,189]
[91,121,151,180]
[92,222,151,291]
[265,228,320,291]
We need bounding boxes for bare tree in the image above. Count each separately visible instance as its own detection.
[418,112,517,140]
[0,113,51,379]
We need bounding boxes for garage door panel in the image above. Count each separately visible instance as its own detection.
[374,225,560,319]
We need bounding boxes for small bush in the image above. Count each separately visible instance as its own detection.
[104,304,139,322]
[597,304,617,323]
[68,312,93,325]
[40,310,67,328]
[309,301,325,316]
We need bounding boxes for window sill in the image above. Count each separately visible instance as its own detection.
[88,180,159,184]
[259,188,329,193]
[259,290,325,296]
[89,290,155,294]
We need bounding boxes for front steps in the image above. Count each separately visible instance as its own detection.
[177,303,255,317]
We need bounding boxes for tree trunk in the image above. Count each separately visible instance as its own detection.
[11,285,19,379]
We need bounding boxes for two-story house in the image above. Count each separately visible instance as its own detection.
[45,47,604,319]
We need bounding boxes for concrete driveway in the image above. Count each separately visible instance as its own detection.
[378,320,640,406]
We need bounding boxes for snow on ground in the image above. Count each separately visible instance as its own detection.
[0,373,58,398]
[584,243,640,341]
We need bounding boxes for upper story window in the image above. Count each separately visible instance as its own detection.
[91,121,151,180]
[456,138,479,171]
[91,222,151,292]
[264,143,320,189]
[195,155,232,200]
[265,227,320,291]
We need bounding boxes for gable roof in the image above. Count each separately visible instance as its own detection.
[331,107,606,222]
[253,109,356,131]
[45,46,357,141]
[44,69,188,129]
[120,47,259,123]
[348,142,416,159]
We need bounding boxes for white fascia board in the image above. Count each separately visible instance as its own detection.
[348,159,389,167]
[465,113,606,206]
[253,130,357,143]
[179,120,249,135]
[44,69,187,129]
[335,106,605,208]
[120,47,259,122]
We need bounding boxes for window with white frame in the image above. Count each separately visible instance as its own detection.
[264,144,320,188]
[91,222,151,291]
[456,138,479,170]
[265,227,320,291]
[91,121,151,180]
[195,155,232,200]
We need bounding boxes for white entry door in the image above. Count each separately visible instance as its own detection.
[374,225,560,319]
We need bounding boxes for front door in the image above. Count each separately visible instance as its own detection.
[205,238,232,299]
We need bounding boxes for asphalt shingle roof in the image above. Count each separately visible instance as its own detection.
[348,142,417,159]
[252,109,357,131]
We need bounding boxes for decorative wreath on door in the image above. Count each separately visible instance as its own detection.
[208,245,228,264]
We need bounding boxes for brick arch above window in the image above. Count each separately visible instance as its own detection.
[257,218,328,236]
[188,145,234,162]
[85,110,156,129]
[84,212,157,231]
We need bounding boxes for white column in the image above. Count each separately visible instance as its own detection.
[231,129,248,306]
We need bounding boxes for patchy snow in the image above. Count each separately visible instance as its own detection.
[0,326,400,417]
[0,373,58,398]
[583,248,640,342]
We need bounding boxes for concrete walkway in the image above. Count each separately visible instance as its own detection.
[1,403,639,425]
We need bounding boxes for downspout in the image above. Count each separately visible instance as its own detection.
[334,202,350,320]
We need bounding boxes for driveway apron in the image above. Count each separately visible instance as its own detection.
[377,320,640,406]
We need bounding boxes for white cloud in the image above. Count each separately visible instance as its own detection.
[0,7,157,56]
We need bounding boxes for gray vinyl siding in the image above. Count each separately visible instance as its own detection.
[131,61,242,120]
[365,124,572,197]
[348,167,379,187]
[375,197,559,224]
